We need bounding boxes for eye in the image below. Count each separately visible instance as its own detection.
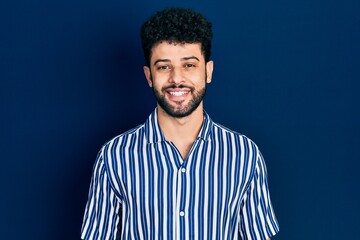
[185,63,196,68]
[157,65,170,70]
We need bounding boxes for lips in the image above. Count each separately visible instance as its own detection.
[165,88,191,101]
[168,90,189,96]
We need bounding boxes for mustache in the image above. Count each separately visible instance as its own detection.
[161,84,194,91]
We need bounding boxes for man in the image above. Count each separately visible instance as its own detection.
[81,8,279,240]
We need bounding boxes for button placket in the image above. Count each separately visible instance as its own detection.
[170,139,201,238]
[178,166,186,218]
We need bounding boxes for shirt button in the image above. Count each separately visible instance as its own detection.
[179,211,185,217]
[181,168,186,173]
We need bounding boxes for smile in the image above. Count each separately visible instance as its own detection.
[168,91,189,96]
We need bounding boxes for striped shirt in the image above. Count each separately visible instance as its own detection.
[81,109,279,239]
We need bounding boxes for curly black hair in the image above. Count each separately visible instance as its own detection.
[141,8,213,66]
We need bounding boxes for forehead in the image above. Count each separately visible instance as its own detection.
[150,42,203,63]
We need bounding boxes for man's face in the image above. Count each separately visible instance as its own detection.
[144,42,213,118]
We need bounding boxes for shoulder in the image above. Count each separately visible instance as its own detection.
[212,122,260,153]
[96,124,145,165]
[211,122,261,172]
[94,124,145,192]
[104,124,145,150]
[210,122,263,187]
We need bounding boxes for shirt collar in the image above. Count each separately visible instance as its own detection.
[144,108,213,144]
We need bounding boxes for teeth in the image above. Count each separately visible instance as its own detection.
[169,91,188,96]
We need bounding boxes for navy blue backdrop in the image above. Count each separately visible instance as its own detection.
[1,0,359,239]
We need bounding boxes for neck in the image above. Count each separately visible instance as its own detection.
[157,104,204,143]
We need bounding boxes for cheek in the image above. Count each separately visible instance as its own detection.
[192,71,207,85]
[150,77,163,90]
[184,69,205,80]
[150,74,169,87]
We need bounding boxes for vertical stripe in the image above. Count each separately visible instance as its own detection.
[212,126,220,238]
[193,140,205,239]
[156,142,168,240]
[133,131,145,239]
[219,131,228,240]
[203,137,212,240]
[143,138,151,239]
[150,144,159,238]
[80,109,279,239]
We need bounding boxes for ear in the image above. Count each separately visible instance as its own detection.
[143,66,153,87]
[205,60,214,84]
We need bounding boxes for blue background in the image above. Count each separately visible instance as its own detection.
[1,0,359,239]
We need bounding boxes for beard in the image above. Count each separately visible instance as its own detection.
[152,81,207,118]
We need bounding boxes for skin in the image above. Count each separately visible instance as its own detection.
[144,42,213,159]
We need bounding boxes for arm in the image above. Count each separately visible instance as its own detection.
[238,150,279,239]
[81,149,122,240]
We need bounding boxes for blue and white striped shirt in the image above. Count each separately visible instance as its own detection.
[81,109,279,239]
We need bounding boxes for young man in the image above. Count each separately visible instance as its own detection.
[81,8,279,240]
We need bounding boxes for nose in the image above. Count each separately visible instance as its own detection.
[169,67,184,85]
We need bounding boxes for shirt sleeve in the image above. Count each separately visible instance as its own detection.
[239,151,279,240]
[81,149,122,240]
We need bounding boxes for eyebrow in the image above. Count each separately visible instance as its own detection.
[153,59,170,66]
[181,56,200,61]
[153,56,200,66]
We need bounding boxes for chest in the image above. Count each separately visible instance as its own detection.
[115,140,254,208]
